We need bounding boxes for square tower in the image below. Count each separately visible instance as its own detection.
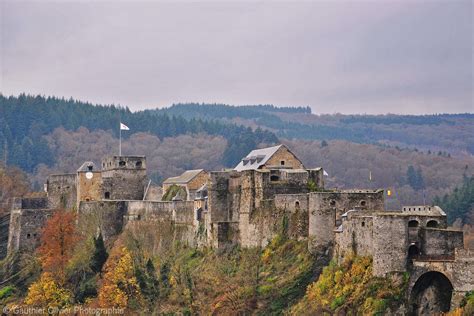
[100,156,147,200]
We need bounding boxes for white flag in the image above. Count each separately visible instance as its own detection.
[120,122,130,130]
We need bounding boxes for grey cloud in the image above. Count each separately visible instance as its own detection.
[1,0,472,114]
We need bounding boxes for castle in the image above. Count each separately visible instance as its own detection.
[6,144,473,314]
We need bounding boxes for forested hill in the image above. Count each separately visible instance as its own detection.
[0,94,473,226]
[155,103,474,156]
[0,94,277,172]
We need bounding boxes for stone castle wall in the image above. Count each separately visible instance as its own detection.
[46,174,77,209]
[422,228,464,257]
[7,197,54,254]
[78,199,195,244]
[308,190,384,252]
[334,213,375,261]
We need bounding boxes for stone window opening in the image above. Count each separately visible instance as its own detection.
[408,220,419,228]
[85,198,90,202]
[330,200,336,206]
[27,233,31,239]
[87,165,93,171]
[295,201,300,209]
[119,161,126,167]
[196,208,203,221]
[137,214,141,220]
[361,221,365,227]
[427,220,438,228]
[360,200,367,207]
[104,192,110,199]
[136,161,142,168]
[408,244,420,258]
[270,175,280,181]
[280,160,285,166]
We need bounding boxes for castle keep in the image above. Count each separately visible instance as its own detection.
[6,144,473,313]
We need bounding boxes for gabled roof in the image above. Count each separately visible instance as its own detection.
[234,144,283,171]
[77,161,96,172]
[163,169,205,184]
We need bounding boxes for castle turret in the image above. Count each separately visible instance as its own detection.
[100,156,147,200]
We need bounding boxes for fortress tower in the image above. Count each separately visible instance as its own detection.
[100,156,147,200]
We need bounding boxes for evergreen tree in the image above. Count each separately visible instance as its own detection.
[407,166,425,191]
[434,176,474,224]
[90,233,108,274]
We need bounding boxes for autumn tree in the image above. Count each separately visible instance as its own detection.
[98,247,143,309]
[24,272,72,309]
[38,210,79,283]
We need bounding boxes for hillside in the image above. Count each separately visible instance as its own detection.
[155,103,474,156]
[0,94,277,172]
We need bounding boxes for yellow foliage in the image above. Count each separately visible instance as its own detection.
[291,255,406,315]
[261,247,272,263]
[98,247,143,308]
[24,272,72,309]
[446,307,463,316]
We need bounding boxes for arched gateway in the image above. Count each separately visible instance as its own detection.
[409,271,453,315]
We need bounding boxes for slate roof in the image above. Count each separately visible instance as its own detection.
[77,161,96,172]
[234,144,283,171]
[163,169,204,184]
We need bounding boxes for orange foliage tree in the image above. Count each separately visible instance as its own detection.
[37,210,80,283]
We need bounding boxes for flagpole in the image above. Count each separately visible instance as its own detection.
[119,126,122,156]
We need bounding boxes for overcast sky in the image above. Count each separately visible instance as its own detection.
[1,0,472,114]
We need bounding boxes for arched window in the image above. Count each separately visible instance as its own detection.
[427,220,438,228]
[295,201,300,209]
[408,220,419,228]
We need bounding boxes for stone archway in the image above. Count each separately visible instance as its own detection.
[409,271,453,315]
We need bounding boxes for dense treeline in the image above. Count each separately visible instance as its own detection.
[433,175,474,224]
[157,103,474,155]
[0,94,277,171]
[155,103,311,120]
[340,114,470,125]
